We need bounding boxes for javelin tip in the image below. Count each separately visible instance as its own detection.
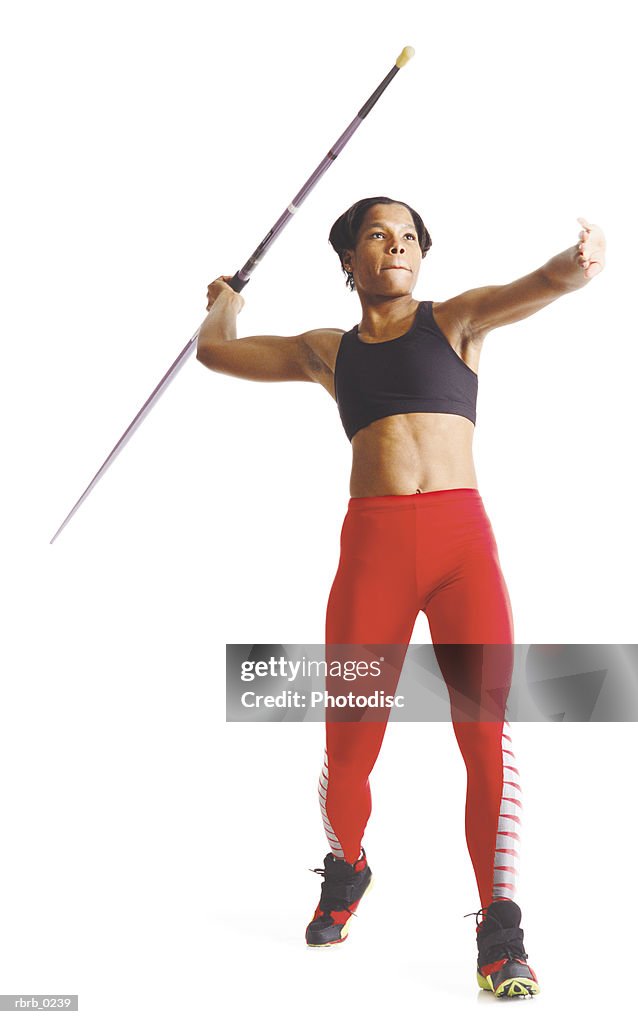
[395,46,415,68]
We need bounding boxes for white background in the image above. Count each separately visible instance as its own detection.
[1,0,636,1020]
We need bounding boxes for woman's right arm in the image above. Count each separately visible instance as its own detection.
[196,276,332,384]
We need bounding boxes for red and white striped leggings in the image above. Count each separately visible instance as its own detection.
[318,488,521,909]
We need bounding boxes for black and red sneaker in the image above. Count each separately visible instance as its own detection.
[305,849,373,946]
[465,898,540,998]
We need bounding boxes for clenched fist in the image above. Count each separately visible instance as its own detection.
[206,275,246,313]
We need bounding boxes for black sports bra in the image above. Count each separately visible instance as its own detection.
[334,300,478,442]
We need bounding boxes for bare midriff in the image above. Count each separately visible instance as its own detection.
[348,411,478,497]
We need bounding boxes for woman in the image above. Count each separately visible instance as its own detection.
[197,197,605,998]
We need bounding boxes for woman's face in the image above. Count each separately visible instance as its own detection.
[344,203,422,298]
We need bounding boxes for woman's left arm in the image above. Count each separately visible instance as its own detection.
[447,218,606,342]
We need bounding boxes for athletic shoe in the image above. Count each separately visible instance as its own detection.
[305,848,373,946]
[464,898,540,997]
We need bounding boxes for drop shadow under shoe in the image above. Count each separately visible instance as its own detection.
[465,898,540,998]
[305,849,373,947]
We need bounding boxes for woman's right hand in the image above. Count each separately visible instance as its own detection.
[206,275,246,313]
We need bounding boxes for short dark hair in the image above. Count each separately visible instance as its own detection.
[328,196,432,291]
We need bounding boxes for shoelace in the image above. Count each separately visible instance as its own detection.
[462,904,528,963]
[463,904,492,929]
[308,866,360,917]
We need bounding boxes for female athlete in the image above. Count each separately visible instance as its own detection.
[196,197,605,998]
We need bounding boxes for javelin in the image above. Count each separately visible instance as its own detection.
[50,46,416,544]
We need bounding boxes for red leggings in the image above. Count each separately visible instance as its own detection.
[318,488,521,909]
